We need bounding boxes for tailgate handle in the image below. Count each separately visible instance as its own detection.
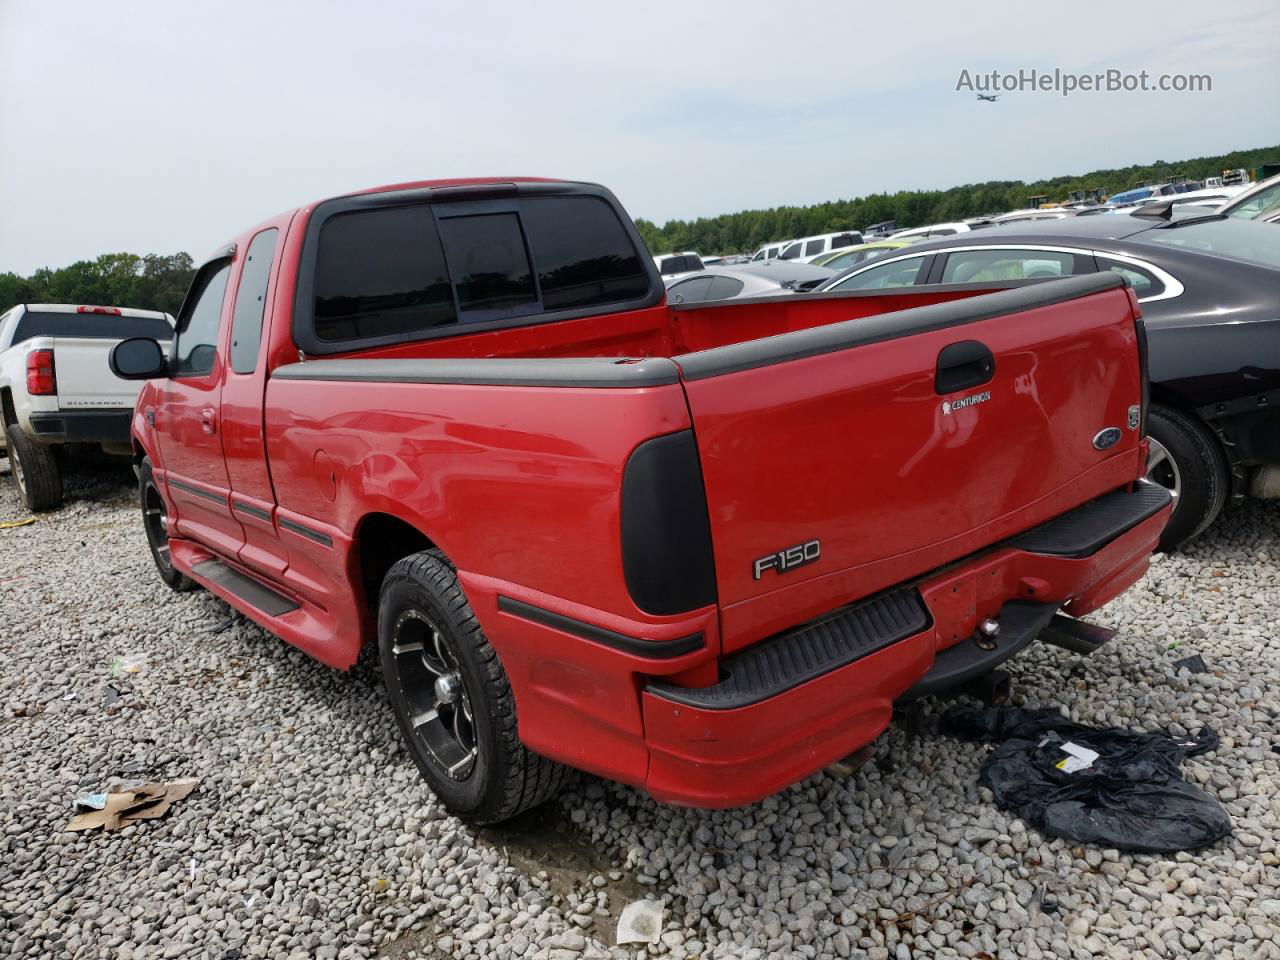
[935,340,995,395]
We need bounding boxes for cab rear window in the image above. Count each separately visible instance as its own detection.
[12,312,173,346]
[308,192,653,349]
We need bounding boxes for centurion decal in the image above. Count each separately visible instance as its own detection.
[942,390,991,415]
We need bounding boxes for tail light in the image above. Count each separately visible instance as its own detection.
[26,349,56,395]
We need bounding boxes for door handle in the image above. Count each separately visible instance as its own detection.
[935,340,995,395]
[200,407,217,435]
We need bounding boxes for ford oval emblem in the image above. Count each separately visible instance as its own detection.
[1093,427,1123,451]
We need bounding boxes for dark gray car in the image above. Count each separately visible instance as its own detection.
[815,208,1280,549]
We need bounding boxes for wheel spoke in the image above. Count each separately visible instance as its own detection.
[392,640,424,656]
[410,707,437,729]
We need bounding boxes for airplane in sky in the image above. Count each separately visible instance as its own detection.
[976,93,1000,102]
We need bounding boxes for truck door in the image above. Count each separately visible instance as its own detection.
[154,256,245,560]
[220,224,291,578]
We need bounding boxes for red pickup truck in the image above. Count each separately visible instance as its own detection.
[111,178,1170,823]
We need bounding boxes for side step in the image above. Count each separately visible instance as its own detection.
[898,601,1058,702]
[190,559,299,618]
[647,588,930,710]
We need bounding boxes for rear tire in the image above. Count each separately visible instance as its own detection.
[1145,406,1228,551]
[139,457,196,592]
[379,550,568,824]
[5,425,62,511]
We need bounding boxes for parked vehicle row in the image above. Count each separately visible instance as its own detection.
[0,304,174,510]
[102,176,1167,824]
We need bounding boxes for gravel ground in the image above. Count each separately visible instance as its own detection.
[1,457,1277,960]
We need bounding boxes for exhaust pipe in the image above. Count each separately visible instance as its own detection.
[1040,614,1115,655]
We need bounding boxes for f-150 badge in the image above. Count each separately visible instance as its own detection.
[754,540,821,580]
[942,390,991,415]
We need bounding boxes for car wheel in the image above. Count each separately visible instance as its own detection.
[379,550,569,824]
[1145,406,1228,550]
[5,425,62,511]
[139,457,196,591]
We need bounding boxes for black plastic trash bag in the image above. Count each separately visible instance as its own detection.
[939,705,1232,853]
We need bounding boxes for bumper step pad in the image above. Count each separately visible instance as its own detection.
[1007,481,1171,557]
[647,588,929,709]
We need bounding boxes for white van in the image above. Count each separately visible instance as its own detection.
[775,231,865,264]
[750,240,795,262]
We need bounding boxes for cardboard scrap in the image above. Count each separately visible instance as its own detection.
[66,779,199,832]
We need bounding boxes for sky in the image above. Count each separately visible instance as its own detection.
[1,0,1278,274]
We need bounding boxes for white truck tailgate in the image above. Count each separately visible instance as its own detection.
[52,338,145,410]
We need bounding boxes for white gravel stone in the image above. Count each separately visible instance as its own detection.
[1,463,1278,958]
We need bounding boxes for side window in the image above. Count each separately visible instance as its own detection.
[521,197,648,310]
[830,234,856,250]
[437,213,537,319]
[314,205,455,342]
[779,242,802,260]
[805,239,825,256]
[668,276,715,304]
[705,276,744,301]
[174,262,231,377]
[767,247,779,258]
[229,228,278,374]
[1229,183,1280,219]
[659,257,682,275]
[830,256,927,291]
[1097,258,1165,299]
[941,249,1084,283]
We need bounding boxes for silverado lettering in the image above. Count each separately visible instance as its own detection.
[110,177,1171,823]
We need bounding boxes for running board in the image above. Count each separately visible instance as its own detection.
[190,559,299,618]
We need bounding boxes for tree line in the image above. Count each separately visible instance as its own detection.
[3,142,1276,314]
[633,143,1280,255]
[0,253,195,317]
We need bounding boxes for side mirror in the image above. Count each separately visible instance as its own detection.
[110,337,168,380]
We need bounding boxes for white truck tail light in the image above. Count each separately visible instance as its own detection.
[26,349,56,395]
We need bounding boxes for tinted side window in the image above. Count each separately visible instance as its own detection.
[668,276,714,304]
[941,250,1084,283]
[175,263,231,376]
[521,197,649,311]
[705,276,745,301]
[1097,258,1165,298]
[779,243,802,260]
[830,256,927,291]
[805,239,824,256]
[314,205,455,342]
[831,234,856,249]
[229,228,277,374]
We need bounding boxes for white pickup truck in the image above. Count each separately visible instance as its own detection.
[0,304,174,510]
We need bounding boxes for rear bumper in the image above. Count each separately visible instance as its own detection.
[27,410,133,446]
[639,482,1170,807]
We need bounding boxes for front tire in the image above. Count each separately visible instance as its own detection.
[1145,406,1228,551]
[5,425,62,511]
[379,550,568,824]
[139,457,196,591]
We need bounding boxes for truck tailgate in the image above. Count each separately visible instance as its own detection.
[51,338,146,410]
[674,274,1145,652]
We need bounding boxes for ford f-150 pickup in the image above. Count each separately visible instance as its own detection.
[0,304,175,510]
[110,177,1171,823]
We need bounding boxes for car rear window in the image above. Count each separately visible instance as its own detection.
[1142,219,1280,269]
[11,312,172,346]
